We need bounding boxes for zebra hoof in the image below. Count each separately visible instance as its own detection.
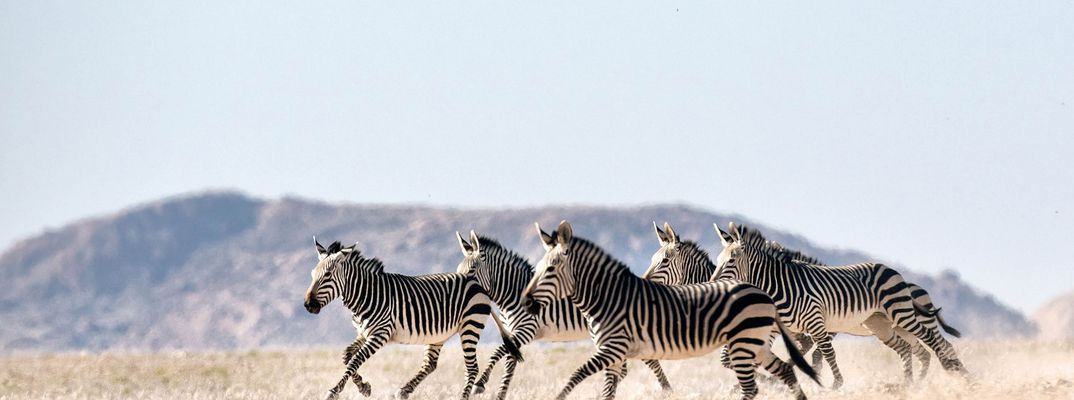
[395,389,411,400]
[357,382,372,397]
[323,390,340,400]
[472,384,485,395]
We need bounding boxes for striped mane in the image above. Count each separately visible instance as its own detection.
[764,240,826,266]
[476,235,534,272]
[679,240,713,261]
[569,236,633,274]
[734,225,800,265]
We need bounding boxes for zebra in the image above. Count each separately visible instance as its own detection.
[644,222,961,380]
[761,239,962,378]
[453,230,673,400]
[303,238,523,400]
[519,221,819,400]
[711,222,968,388]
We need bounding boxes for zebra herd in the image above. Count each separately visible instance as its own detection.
[303,220,967,400]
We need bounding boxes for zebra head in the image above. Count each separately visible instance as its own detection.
[521,220,576,315]
[455,230,492,290]
[304,237,358,314]
[712,222,747,281]
[644,222,714,285]
[643,222,682,284]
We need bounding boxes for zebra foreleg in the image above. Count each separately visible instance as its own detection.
[341,337,371,396]
[555,346,626,400]
[807,327,843,389]
[757,346,807,400]
[602,362,625,400]
[794,333,824,372]
[473,345,508,395]
[326,331,389,400]
[398,344,442,399]
[643,360,673,391]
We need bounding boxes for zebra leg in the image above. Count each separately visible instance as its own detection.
[794,333,823,372]
[900,328,932,379]
[486,320,536,399]
[326,331,390,400]
[643,360,673,391]
[757,340,807,400]
[806,327,843,389]
[474,344,509,395]
[863,314,914,384]
[726,339,762,400]
[458,317,484,400]
[555,346,625,400]
[879,280,968,375]
[601,362,625,400]
[397,344,442,399]
[342,337,372,396]
[495,354,519,400]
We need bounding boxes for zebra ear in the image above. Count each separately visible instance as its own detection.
[340,242,358,254]
[555,220,573,247]
[469,230,481,253]
[663,222,678,243]
[536,222,555,250]
[456,231,474,254]
[315,236,328,260]
[715,224,733,247]
[728,222,742,241]
[653,221,669,245]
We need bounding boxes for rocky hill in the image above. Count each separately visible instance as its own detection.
[1033,290,1074,339]
[0,191,1037,351]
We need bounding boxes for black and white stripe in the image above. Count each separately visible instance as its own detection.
[711,223,968,388]
[520,221,819,400]
[454,230,672,400]
[304,239,522,400]
[644,222,961,380]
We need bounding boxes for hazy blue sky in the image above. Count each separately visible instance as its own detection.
[2,1,1072,313]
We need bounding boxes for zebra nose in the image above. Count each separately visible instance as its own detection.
[304,300,321,314]
[521,296,540,315]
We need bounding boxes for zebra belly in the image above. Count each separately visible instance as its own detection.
[533,325,590,342]
[824,310,884,335]
[628,340,720,360]
[391,327,458,345]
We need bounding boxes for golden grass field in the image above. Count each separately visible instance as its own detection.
[2,339,1072,399]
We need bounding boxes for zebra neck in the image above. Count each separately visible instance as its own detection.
[569,262,638,318]
[339,272,388,316]
[490,264,533,313]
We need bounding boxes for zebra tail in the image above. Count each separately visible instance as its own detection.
[776,318,820,385]
[912,302,962,338]
[490,310,524,362]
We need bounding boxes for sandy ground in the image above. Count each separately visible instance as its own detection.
[1,339,1072,399]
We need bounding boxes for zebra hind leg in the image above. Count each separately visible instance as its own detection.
[726,339,762,400]
[808,329,844,389]
[495,355,519,400]
[644,359,673,391]
[880,281,968,376]
[397,344,443,399]
[458,318,484,400]
[863,314,914,384]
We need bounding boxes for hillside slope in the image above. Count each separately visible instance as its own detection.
[0,191,1037,350]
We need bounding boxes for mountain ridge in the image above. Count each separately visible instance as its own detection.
[0,191,1037,351]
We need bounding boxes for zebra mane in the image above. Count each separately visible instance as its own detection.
[679,240,712,260]
[476,235,534,271]
[569,236,632,274]
[733,225,798,264]
[764,240,826,266]
[324,240,383,274]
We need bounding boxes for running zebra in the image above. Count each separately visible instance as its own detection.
[520,221,819,400]
[711,222,968,388]
[761,239,961,378]
[303,239,523,400]
[453,231,673,400]
[644,222,961,379]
